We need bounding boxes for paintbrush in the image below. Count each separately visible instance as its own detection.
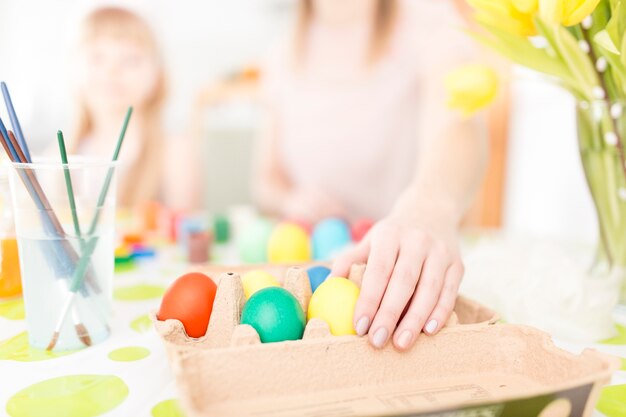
[46,107,132,351]
[55,130,92,347]
[0,118,100,296]
[1,82,31,162]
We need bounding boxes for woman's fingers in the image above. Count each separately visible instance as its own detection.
[352,227,399,337]
[423,260,463,336]
[391,244,451,350]
[367,234,426,348]
[330,239,370,278]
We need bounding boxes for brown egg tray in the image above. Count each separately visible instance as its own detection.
[153,264,617,417]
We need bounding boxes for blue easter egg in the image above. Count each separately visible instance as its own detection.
[311,218,352,261]
[307,265,331,292]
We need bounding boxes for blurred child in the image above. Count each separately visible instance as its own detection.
[254,0,487,350]
[70,7,199,210]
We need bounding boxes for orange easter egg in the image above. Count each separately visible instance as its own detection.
[157,272,217,338]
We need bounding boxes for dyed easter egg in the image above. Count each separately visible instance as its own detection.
[307,265,331,292]
[351,218,374,242]
[267,223,311,263]
[238,218,274,264]
[311,218,352,261]
[308,277,359,336]
[157,272,217,338]
[242,270,280,299]
[287,218,313,234]
[241,287,306,343]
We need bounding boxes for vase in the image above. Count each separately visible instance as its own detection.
[576,100,626,307]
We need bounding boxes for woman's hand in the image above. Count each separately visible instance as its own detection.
[331,210,463,351]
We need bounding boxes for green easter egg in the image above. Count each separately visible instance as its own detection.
[241,287,305,343]
[238,219,274,264]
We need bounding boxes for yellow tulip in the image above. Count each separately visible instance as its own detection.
[468,0,539,36]
[445,65,499,117]
[539,0,602,26]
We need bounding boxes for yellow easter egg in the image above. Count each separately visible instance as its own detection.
[242,270,280,299]
[307,277,359,336]
[267,223,311,263]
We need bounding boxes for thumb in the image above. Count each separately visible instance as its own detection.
[330,239,371,278]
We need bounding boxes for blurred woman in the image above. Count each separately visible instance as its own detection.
[254,0,487,350]
[70,7,199,210]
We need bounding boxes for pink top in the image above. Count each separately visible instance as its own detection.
[263,0,475,220]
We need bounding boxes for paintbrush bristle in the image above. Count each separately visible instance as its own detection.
[46,333,59,351]
[75,324,92,347]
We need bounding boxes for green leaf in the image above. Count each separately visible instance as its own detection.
[622,34,626,65]
[602,51,626,94]
[596,29,621,54]
[553,24,599,94]
[471,25,586,98]
[606,0,626,46]
[592,0,613,33]
[470,25,570,78]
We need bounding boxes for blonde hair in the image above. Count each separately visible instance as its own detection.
[294,0,398,65]
[72,7,166,208]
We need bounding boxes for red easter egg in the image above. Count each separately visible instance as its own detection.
[286,219,313,235]
[157,272,217,338]
[351,218,374,242]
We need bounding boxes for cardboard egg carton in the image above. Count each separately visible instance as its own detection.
[154,264,617,417]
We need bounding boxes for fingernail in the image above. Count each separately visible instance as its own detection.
[425,319,438,334]
[355,316,370,336]
[397,330,413,349]
[372,328,389,348]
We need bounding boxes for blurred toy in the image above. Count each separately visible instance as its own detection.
[238,218,274,264]
[158,272,217,338]
[114,245,135,272]
[213,214,230,244]
[308,277,359,336]
[267,223,311,263]
[242,270,279,299]
[129,243,156,260]
[188,230,213,264]
[351,218,374,242]
[0,238,21,298]
[311,218,351,261]
[177,215,208,249]
[306,265,331,293]
[141,200,161,232]
[122,233,144,246]
[240,287,305,343]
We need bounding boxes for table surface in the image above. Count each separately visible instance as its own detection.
[0,244,625,417]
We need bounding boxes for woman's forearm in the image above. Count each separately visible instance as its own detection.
[391,115,488,229]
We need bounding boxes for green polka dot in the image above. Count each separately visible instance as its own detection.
[108,346,150,362]
[114,284,165,301]
[597,384,626,417]
[151,399,186,417]
[600,324,626,345]
[130,314,153,333]
[0,298,25,320]
[6,374,128,417]
[0,332,76,362]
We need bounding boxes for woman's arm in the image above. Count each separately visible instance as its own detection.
[162,132,202,211]
[251,108,293,217]
[252,108,347,222]
[332,65,488,351]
